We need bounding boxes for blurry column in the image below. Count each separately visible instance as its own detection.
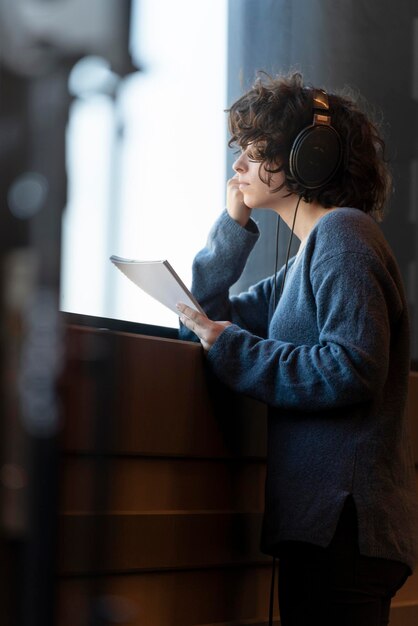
[0,1,135,624]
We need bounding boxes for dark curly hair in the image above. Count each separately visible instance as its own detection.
[227,72,392,220]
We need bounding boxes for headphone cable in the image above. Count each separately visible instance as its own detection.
[277,194,303,303]
[268,555,277,626]
[273,194,302,308]
[273,214,281,310]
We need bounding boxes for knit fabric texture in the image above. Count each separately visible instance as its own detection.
[180,207,418,571]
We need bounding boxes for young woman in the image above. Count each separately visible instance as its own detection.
[177,72,418,626]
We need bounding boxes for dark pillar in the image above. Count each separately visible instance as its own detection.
[0,1,135,624]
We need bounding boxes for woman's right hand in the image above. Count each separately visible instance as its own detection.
[226,175,252,227]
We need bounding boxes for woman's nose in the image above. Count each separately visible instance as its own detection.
[232,152,247,173]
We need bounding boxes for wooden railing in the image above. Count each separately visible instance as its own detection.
[56,323,418,626]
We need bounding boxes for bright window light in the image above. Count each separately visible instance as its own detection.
[61,0,228,329]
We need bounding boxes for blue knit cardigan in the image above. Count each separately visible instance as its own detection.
[180,207,418,571]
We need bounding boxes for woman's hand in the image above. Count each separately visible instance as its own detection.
[177,303,231,352]
[226,175,252,227]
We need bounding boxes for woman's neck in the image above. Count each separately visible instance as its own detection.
[274,196,337,243]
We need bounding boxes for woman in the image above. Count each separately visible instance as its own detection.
[177,72,418,626]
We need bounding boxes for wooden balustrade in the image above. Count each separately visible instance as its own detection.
[56,323,418,626]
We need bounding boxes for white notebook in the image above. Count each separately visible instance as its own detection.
[110,255,204,316]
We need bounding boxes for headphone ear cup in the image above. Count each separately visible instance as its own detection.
[289,124,342,190]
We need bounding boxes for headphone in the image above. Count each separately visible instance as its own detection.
[289,89,342,190]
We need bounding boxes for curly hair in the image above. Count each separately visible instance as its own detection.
[227,72,392,220]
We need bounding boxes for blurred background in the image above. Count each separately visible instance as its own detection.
[0,0,417,624]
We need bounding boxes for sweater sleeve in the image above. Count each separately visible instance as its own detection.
[206,250,402,411]
[180,210,276,340]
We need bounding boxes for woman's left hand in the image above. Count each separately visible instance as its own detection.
[177,303,231,352]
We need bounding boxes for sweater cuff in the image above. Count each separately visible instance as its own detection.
[206,323,243,375]
[214,209,260,243]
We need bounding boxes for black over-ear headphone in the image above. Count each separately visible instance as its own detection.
[289,89,342,190]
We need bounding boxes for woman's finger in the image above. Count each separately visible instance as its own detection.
[176,303,209,334]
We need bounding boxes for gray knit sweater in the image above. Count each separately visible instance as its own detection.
[181,207,418,571]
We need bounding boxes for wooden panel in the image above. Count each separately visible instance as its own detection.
[59,456,266,513]
[58,511,268,575]
[60,326,267,458]
[55,566,418,626]
[57,325,271,624]
[57,325,418,626]
[390,604,418,626]
[407,372,418,464]
[200,621,279,626]
[56,566,278,626]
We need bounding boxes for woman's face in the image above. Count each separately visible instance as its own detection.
[232,146,289,210]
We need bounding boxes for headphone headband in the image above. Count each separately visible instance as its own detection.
[312,89,331,124]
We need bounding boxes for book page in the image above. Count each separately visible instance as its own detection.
[110,256,204,316]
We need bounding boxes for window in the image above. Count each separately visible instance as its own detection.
[61,0,228,329]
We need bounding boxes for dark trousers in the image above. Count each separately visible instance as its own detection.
[277,497,410,626]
